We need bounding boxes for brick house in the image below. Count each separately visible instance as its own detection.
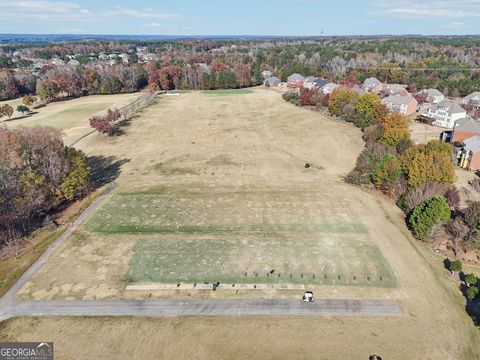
[452,117,480,143]
[457,135,480,171]
[287,73,305,88]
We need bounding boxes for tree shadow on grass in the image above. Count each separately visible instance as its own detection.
[88,155,130,188]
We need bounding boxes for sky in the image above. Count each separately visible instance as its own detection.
[0,0,479,36]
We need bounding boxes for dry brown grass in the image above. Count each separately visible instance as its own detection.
[7,89,480,358]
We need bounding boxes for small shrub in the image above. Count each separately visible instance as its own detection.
[449,260,462,272]
[90,108,121,136]
[466,273,478,286]
[466,286,479,301]
[445,187,461,209]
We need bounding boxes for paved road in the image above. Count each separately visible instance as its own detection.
[0,299,401,321]
[0,181,402,322]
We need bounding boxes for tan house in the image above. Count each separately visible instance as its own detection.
[457,135,480,171]
[382,95,418,116]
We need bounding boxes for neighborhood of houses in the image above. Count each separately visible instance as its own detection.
[8,47,157,75]
[264,73,480,172]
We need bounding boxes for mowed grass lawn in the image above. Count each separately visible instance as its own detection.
[202,89,254,95]
[87,191,396,287]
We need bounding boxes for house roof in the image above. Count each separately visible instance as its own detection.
[312,79,328,87]
[463,135,480,153]
[386,84,407,91]
[264,76,280,84]
[430,100,467,115]
[322,83,338,90]
[464,92,480,102]
[454,117,480,133]
[420,88,443,97]
[363,77,382,87]
[382,95,416,106]
[288,73,305,81]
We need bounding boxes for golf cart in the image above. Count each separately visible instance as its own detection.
[303,291,314,303]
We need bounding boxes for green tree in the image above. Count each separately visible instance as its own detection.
[60,148,90,201]
[354,93,382,129]
[371,154,401,194]
[409,196,451,240]
[449,260,462,272]
[37,80,60,101]
[328,86,359,118]
[466,286,479,301]
[16,105,29,115]
[465,273,478,286]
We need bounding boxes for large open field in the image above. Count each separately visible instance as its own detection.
[5,88,480,358]
[1,93,140,145]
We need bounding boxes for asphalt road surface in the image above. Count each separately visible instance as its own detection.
[0,299,401,321]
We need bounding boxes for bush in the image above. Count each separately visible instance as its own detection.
[402,182,449,213]
[89,108,121,136]
[371,154,401,195]
[449,259,462,272]
[466,286,479,301]
[445,187,461,209]
[282,92,299,105]
[409,196,451,240]
[446,217,469,242]
[466,273,478,286]
[16,105,29,115]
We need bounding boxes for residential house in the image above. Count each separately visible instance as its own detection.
[261,70,273,79]
[312,78,328,90]
[119,53,129,64]
[418,88,445,104]
[457,135,480,170]
[362,77,383,94]
[452,117,480,143]
[421,100,467,129]
[385,84,409,96]
[382,95,418,116]
[264,76,281,87]
[461,92,480,109]
[322,83,338,95]
[287,73,305,88]
[67,59,80,67]
[303,76,315,89]
[51,58,65,67]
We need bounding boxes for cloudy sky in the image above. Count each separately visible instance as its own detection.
[0,0,479,35]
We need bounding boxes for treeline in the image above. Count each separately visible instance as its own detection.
[0,126,90,252]
[0,70,36,101]
[284,86,480,254]
[2,36,480,101]
[36,64,148,101]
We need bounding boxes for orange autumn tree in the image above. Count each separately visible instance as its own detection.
[379,113,410,146]
[400,140,456,188]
